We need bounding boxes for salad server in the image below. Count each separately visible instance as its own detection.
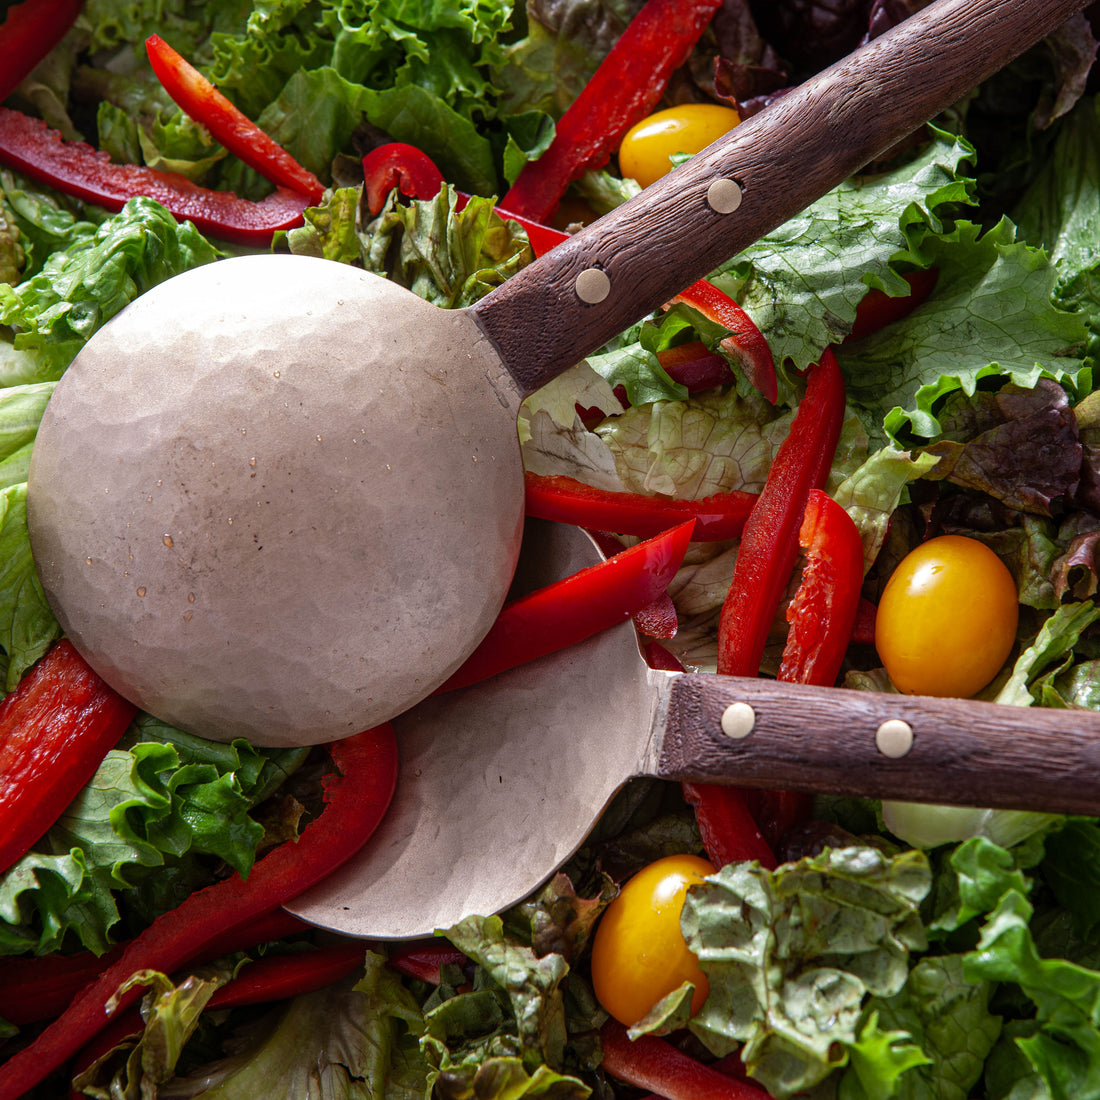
[289,519,1100,939]
[25,0,1093,746]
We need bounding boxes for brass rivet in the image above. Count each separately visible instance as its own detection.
[706,178,743,214]
[720,702,756,739]
[575,267,611,304]
[875,719,914,758]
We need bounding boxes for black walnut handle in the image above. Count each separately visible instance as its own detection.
[657,673,1100,815]
[470,0,1091,395]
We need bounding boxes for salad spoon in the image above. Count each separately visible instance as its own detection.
[290,520,1100,939]
[26,0,1092,746]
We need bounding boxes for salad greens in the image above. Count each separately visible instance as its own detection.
[3,0,1100,1097]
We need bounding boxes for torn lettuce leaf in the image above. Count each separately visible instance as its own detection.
[679,846,931,1098]
[964,889,1100,1099]
[0,194,219,384]
[712,129,977,372]
[0,724,307,956]
[839,216,1087,443]
[1013,95,1100,344]
[284,185,533,310]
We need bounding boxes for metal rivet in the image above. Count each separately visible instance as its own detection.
[706,178,743,214]
[875,718,914,758]
[574,267,611,304]
[720,702,756,739]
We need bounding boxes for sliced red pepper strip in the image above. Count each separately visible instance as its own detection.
[738,788,811,853]
[633,591,679,639]
[851,596,877,646]
[145,35,324,203]
[0,640,135,876]
[0,107,310,245]
[525,472,755,542]
[363,143,445,216]
[845,268,939,341]
[0,0,83,104]
[600,1019,770,1100]
[69,942,368,1090]
[672,280,777,405]
[682,782,776,869]
[437,520,694,694]
[657,340,734,393]
[387,941,469,984]
[777,489,864,687]
[0,908,311,1026]
[501,0,723,222]
[0,724,398,1100]
[717,348,846,678]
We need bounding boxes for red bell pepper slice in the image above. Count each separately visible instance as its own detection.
[69,941,368,1092]
[501,0,724,222]
[524,472,756,542]
[0,640,135,876]
[717,349,846,678]
[633,591,679,639]
[682,781,776,870]
[363,143,446,216]
[672,281,777,405]
[145,35,324,203]
[437,520,694,694]
[0,907,311,1026]
[0,0,83,104]
[777,489,864,687]
[851,596,878,646]
[0,724,398,1100]
[388,941,469,984]
[657,340,734,393]
[714,350,846,846]
[600,1019,771,1100]
[845,268,939,341]
[0,107,311,245]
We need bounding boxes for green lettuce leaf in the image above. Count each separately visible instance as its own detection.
[0,196,218,382]
[964,889,1100,1099]
[595,388,791,498]
[364,188,533,309]
[443,914,570,1072]
[259,66,498,194]
[714,129,977,373]
[840,216,1088,442]
[0,722,306,955]
[680,846,932,1098]
[73,952,436,1100]
[1013,95,1100,341]
[840,956,1000,1100]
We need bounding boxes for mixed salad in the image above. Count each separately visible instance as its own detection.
[2,0,1100,1096]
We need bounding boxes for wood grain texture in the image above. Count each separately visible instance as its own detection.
[657,673,1100,814]
[468,0,1090,395]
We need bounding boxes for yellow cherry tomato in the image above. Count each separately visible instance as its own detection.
[590,854,714,1026]
[875,535,1019,698]
[618,104,741,188]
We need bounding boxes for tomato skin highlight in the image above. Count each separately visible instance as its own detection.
[591,854,714,1026]
[619,104,741,188]
[875,535,1019,698]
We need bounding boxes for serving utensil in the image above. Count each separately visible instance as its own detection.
[288,519,1100,939]
[26,0,1092,745]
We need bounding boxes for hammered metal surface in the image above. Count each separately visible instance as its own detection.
[287,520,658,938]
[28,255,525,746]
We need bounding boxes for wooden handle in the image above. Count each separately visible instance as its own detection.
[470,0,1089,395]
[656,673,1100,814]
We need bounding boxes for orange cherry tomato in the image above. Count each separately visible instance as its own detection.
[618,104,741,188]
[590,854,714,1026]
[875,535,1019,698]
